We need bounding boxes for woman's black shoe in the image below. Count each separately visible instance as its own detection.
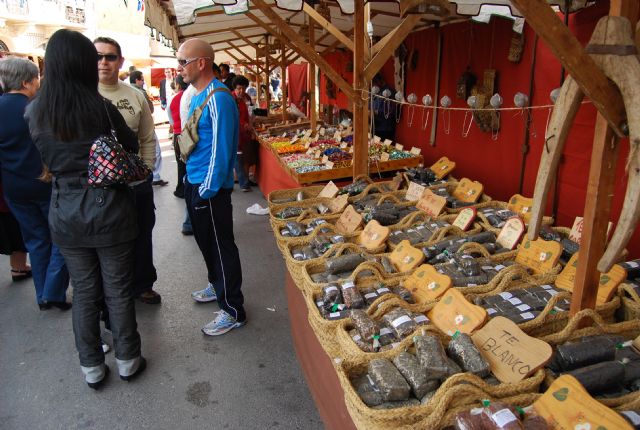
[39,301,72,311]
[38,302,52,311]
[11,269,32,282]
[120,357,147,382]
[88,365,110,390]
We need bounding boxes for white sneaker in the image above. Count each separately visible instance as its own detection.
[191,283,218,303]
[201,310,246,336]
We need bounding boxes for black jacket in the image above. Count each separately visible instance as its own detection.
[159,79,167,105]
[25,98,140,248]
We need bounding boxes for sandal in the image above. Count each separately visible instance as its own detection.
[137,290,161,305]
[11,268,32,282]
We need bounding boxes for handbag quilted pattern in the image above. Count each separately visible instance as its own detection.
[88,134,151,187]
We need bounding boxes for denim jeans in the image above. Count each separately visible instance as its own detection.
[235,153,248,189]
[6,197,69,304]
[60,241,141,367]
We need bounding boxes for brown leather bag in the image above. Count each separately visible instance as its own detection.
[178,86,231,162]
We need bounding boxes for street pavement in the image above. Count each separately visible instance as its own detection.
[0,125,323,430]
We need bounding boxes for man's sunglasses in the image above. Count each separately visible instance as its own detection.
[177,57,210,67]
[97,54,119,62]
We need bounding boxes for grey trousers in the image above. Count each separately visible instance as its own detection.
[60,241,141,368]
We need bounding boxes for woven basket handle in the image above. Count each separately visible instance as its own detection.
[400,210,431,228]
[619,282,640,302]
[458,242,491,258]
[349,262,385,283]
[541,308,609,344]
[376,194,401,205]
[295,208,317,222]
[353,174,374,185]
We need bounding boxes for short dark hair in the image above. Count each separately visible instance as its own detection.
[129,70,143,83]
[212,62,221,75]
[176,75,188,91]
[93,36,122,58]
[220,63,230,72]
[232,75,249,89]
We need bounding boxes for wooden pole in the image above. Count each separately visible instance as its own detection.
[569,0,637,315]
[265,35,271,114]
[352,1,369,177]
[308,17,317,129]
[281,41,288,121]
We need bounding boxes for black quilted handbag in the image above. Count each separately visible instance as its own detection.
[88,103,151,187]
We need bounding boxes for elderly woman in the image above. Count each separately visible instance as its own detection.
[0,57,70,309]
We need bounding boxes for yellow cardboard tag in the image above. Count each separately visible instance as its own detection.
[496,217,526,250]
[389,240,425,273]
[472,316,552,383]
[507,194,534,222]
[430,156,456,180]
[359,220,390,251]
[452,207,477,231]
[404,264,451,304]
[336,205,363,234]
[515,238,562,275]
[555,252,626,305]
[327,194,349,214]
[452,178,483,203]
[533,375,633,430]
[405,181,426,201]
[318,181,339,198]
[416,189,447,217]
[428,288,487,336]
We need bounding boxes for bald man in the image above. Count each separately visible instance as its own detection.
[177,38,246,336]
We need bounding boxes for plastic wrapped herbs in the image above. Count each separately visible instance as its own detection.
[341,281,365,309]
[352,374,383,406]
[361,286,379,305]
[392,285,414,303]
[620,411,640,430]
[351,309,378,341]
[393,352,439,399]
[325,253,365,275]
[383,307,418,339]
[447,332,491,377]
[567,361,625,395]
[479,402,523,430]
[283,221,305,237]
[377,322,398,346]
[368,358,411,402]
[552,335,617,371]
[350,329,375,353]
[276,206,304,219]
[413,334,451,380]
[322,284,342,309]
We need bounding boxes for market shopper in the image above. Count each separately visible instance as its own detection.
[94,36,162,305]
[219,63,236,90]
[0,57,70,309]
[25,29,145,388]
[177,38,246,336]
[232,75,253,193]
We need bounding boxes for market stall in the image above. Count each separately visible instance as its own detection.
[144,0,640,428]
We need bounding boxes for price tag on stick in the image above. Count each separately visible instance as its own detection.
[318,181,339,198]
[405,181,426,201]
[452,207,476,231]
[327,194,349,214]
[496,217,525,250]
[336,205,363,234]
[417,189,447,217]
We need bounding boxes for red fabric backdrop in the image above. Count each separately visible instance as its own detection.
[317,1,640,259]
[287,63,308,113]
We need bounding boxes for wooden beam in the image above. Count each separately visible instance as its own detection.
[353,1,370,177]
[227,40,265,73]
[265,35,271,110]
[249,1,355,100]
[302,2,354,51]
[232,29,278,65]
[509,0,626,137]
[281,47,288,121]
[364,14,424,81]
[185,23,260,38]
[308,17,317,129]
[196,6,258,17]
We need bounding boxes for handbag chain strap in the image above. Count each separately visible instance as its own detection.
[102,99,117,140]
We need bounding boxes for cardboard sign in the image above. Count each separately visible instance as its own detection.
[507,194,534,222]
[334,131,341,140]
[340,142,348,149]
[314,150,321,159]
[383,139,392,146]
[317,124,322,130]
[359,220,390,251]
[321,155,329,164]
[428,289,487,336]
[472,316,552,383]
[325,161,334,169]
[303,129,312,138]
[319,127,326,136]
[533,375,633,430]
[373,135,382,143]
[515,238,562,275]
[336,205,363,234]
[430,156,456,180]
[452,207,477,231]
[389,240,425,273]
[417,189,447,217]
[281,132,287,137]
[452,178,483,203]
[318,181,339,198]
[555,253,626,305]
[404,264,452,304]
[291,135,299,144]
[328,194,349,214]
[395,143,404,151]
[380,152,390,162]
[569,217,613,245]
[410,147,422,156]
[496,217,526,250]
[405,182,426,201]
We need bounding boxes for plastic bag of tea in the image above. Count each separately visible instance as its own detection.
[383,307,418,339]
[368,358,411,402]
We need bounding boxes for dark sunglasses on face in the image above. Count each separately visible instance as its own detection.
[177,58,199,67]
[97,54,119,62]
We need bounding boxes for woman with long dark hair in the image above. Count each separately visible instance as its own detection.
[26,29,146,389]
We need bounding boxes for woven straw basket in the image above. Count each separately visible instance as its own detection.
[476,200,555,235]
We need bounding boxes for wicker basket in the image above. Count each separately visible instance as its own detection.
[335,339,545,430]
[271,212,344,253]
[267,185,324,209]
[296,256,389,296]
[304,277,404,358]
[283,226,387,282]
[617,282,640,322]
[540,309,640,410]
[476,200,555,235]
[435,182,492,214]
[269,196,335,225]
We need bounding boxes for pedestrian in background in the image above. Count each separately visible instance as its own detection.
[0,57,70,309]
